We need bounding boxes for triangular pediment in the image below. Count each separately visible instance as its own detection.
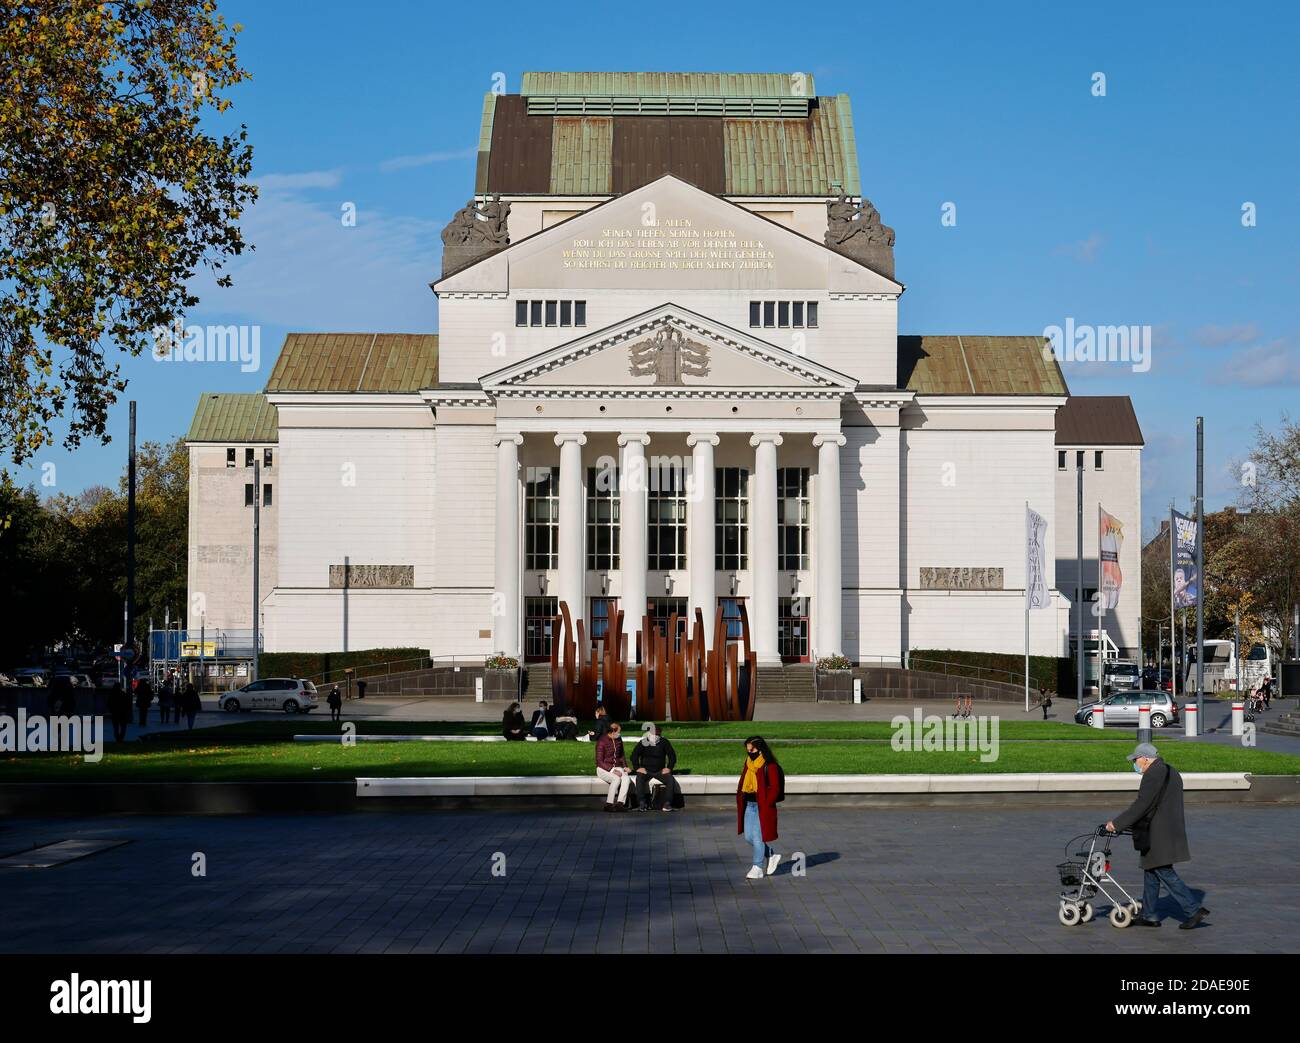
[435,174,902,295]
[480,303,856,395]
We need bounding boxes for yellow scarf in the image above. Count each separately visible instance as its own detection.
[742,753,765,793]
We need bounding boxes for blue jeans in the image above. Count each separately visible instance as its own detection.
[1141,865,1200,920]
[743,801,770,867]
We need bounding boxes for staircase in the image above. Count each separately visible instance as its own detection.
[523,663,551,700]
[755,663,817,702]
[1260,710,1300,738]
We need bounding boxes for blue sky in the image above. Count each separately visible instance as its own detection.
[20,0,1299,538]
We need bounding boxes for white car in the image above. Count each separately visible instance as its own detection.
[219,677,319,714]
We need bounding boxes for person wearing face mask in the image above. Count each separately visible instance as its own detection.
[1106,742,1208,930]
[736,736,783,880]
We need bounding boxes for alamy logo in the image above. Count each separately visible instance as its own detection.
[49,974,151,1023]
[0,710,103,763]
[1042,318,1151,373]
[890,709,1000,762]
[151,318,261,373]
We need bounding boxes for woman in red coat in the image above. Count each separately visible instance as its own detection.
[736,736,781,879]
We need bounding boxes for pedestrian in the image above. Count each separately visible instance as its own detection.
[501,701,527,741]
[356,679,367,700]
[107,681,132,743]
[595,721,631,811]
[584,704,610,743]
[1040,687,1052,721]
[736,736,783,880]
[1107,742,1209,930]
[180,681,201,729]
[529,698,555,740]
[134,677,154,728]
[631,726,683,812]
[327,684,343,723]
[158,672,174,725]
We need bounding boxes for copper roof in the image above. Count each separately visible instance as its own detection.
[1055,396,1145,446]
[186,393,278,443]
[264,334,439,393]
[477,73,859,196]
[898,336,1070,395]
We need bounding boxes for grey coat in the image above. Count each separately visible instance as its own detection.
[1112,759,1191,870]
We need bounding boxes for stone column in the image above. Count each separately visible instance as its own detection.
[813,433,846,658]
[618,434,650,653]
[750,433,783,663]
[687,433,719,647]
[493,434,523,656]
[555,432,587,627]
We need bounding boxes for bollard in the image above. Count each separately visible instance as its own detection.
[1184,703,1197,737]
[1091,703,1105,729]
[1138,703,1150,730]
[1231,701,1243,736]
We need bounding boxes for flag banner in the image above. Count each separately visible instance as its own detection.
[1026,506,1049,609]
[1099,507,1124,610]
[1172,510,1198,609]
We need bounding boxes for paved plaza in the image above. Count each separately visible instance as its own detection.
[0,805,1294,954]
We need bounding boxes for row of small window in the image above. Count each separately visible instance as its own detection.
[515,299,588,328]
[1058,450,1105,471]
[524,465,811,572]
[244,483,273,507]
[748,300,819,329]
[227,448,274,468]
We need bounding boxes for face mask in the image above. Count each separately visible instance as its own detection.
[1133,761,1143,774]
[747,750,760,760]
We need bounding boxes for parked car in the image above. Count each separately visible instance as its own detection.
[12,667,49,685]
[1074,690,1180,728]
[218,677,318,714]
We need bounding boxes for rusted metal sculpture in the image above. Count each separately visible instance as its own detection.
[551,599,756,723]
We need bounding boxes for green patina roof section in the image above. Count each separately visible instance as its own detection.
[475,92,497,194]
[186,393,278,444]
[522,71,815,97]
[898,336,1070,395]
[722,96,860,195]
[551,116,613,194]
[264,334,439,393]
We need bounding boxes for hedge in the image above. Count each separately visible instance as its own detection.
[908,649,1075,697]
[257,648,428,685]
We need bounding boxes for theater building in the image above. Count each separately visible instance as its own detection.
[186,72,1142,667]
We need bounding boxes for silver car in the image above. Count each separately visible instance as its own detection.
[1076,691,1179,728]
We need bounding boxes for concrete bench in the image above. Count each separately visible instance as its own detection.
[355,772,1251,798]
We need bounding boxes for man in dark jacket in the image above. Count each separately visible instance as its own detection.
[630,728,684,811]
[529,699,556,740]
[107,682,132,743]
[1107,742,1208,930]
[133,678,154,728]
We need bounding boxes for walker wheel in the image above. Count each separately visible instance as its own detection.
[1080,903,1095,923]
[1130,901,1142,917]
[1059,903,1082,926]
[1109,905,1133,928]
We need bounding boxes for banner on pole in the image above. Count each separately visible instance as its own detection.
[1099,507,1124,610]
[1172,510,1199,609]
[1026,506,1049,610]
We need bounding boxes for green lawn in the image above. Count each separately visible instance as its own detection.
[5,736,1299,782]
[154,717,1130,742]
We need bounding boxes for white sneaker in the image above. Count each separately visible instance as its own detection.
[766,853,781,876]
[745,865,764,880]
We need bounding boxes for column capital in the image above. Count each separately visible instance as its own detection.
[494,432,524,446]
[553,432,588,447]
[617,432,651,448]
[686,433,720,448]
[813,433,847,448]
[749,432,784,448]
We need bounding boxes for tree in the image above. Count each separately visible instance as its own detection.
[0,0,255,472]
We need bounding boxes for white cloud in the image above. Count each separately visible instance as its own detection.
[1195,322,1259,347]
[254,169,344,191]
[1212,337,1300,387]
[1053,232,1106,263]
[186,172,440,332]
[380,146,476,172]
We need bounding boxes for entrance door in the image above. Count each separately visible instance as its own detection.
[589,597,618,644]
[778,597,810,662]
[524,596,557,662]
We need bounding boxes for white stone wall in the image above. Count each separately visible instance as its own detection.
[1054,444,1144,658]
[263,400,436,653]
[186,443,277,634]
